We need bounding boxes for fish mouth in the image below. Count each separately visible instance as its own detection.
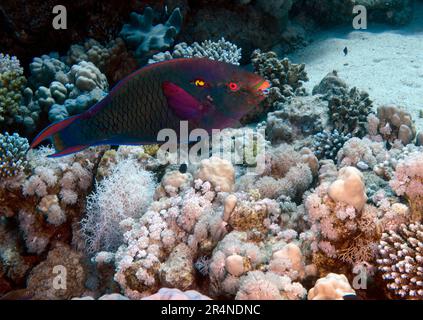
[253,79,271,96]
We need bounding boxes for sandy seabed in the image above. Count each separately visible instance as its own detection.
[289,4,423,132]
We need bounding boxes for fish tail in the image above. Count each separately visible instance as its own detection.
[30,114,88,157]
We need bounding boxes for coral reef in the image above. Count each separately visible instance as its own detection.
[389,151,423,220]
[377,223,423,299]
[0,0,422,302]
[307,273,356,300]
[305,166,380,271]
[0,132,29,179]
[265,95,329,144]
[252,50,308,103]
[142,288,211,300]
[120,7,183,61]
[328,87,373,137]
[312,130,352,161]
[81,159,156,253]
[48,61,108,122]
[0,54,27,129]
[367,105,416,146]
[149,38,242,65]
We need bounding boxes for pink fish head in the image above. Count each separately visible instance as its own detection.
[164,58,270,130]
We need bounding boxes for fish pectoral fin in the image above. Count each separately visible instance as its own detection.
[162,81,205,120]
[48,144,89,158]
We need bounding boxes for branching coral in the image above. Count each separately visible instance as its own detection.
[0,54,27,128]
[1,147,103,254]
[377,223,423,299]
[0,132,29,179]
[120,6,183,61]
[251,50,308,103]
[328,87,373,137]
[312,129,352,160]
[208,230,306,298]
[336,137,388,170]
[113,178,226,298]
[149,38,242,65]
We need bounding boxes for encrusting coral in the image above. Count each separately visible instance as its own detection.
[307,273,356,300]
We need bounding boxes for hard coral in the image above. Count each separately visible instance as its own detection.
[367,105,416,146]
[252,50,308,103]
[120,6,183,61]
[0,132,29,179]
[0,54,27,128]
[149,38,242,65]
[307,273,356,300]
[377,223,423,300]
[328,87,373,137]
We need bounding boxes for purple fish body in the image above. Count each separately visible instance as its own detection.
[30,58,270,157]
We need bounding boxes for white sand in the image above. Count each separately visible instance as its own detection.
[288,4,423,133]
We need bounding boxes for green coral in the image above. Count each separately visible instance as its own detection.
[0,54,27,127]
[0,132,29,178]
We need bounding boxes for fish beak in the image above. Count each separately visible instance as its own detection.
[254,80,271,96]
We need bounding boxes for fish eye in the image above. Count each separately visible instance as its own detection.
[228,82,240,92]
[194,79,206,87]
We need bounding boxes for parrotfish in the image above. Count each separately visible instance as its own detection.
[30,58,270,157]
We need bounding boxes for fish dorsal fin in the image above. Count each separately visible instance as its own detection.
[162,81,206,120]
